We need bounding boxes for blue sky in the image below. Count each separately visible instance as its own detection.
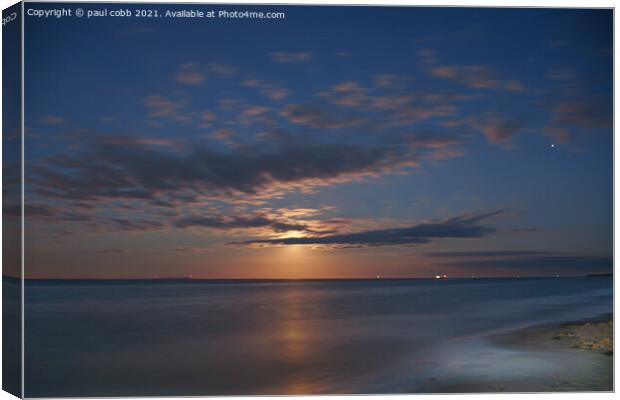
[13,4,612,278]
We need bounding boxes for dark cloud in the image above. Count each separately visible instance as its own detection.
[59,212,92,222]
[406,135,465,149]
[425,250,551,258]
[270,52,313,63]
[172,246,212,254]
[237,210,503,247]
[174,215,311,233]
[551,101,612,130]
[281,103,363,129]
[508,227,542,233]
[109,218,164,231]
[4,204,56,218]
[31,136,410,202]
[542,97,612,144]
[446,255,612,273]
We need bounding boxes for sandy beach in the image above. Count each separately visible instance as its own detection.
[550,319,613,356]
[437,315,613,392]
[413,312,613,393]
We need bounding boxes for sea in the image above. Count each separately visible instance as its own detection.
[16,276,613,396]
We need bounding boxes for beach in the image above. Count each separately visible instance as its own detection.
[417,314,613,393]
[494,315,613,392]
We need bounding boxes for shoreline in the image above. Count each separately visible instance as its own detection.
[484,314,613,392]
[492,313,613,356]
[417,314,613,393]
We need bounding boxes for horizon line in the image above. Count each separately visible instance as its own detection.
[3,274,612,282]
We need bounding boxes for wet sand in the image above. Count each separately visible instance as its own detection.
[417,314,613,393]
[551,319,613,355]
[490,315,613,392]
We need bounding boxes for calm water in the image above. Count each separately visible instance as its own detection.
[23,277,612,396]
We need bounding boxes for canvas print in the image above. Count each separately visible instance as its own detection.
[2,1,614,397]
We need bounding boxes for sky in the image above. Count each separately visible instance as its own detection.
[8,4,613,279]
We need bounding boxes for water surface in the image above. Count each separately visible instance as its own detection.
[24,277,612,396]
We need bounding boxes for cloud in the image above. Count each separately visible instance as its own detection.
[209,128,236,144]
[551,101,612,130]
[439,116,478,129]
[102,136,185,150]
[175,63,206,85]
[261,87,290,101]
[508,227,542,233]
[445,255,612,273]
[27,53,552,240]
[242,105,271,117]
[41,115,64,125]
[542,97,611,144]
[172,246,213,254]
[173,62,236,86]
[430,65,524,91]
[29,98,468,233]
[326,81,368,107]
[374,74,397,88]
[207,62,237,76]
[422,51,523,92]
[31,136,407,203]
[4,204,56,218]
[196,110,217,129]
[108,218,164,231]
[423,249,612,275]
[480,115,523,146]
[270,52,313,63]
[242,79,290,101]
[314,78,467,126]
[387,105,455,127]
[236,210,503,247]
[143,95,188,120]
[407,134,465,149]
[425,250,551,258]
[281,103,364,129]
[319,80,452,117]
[174,215,312,233]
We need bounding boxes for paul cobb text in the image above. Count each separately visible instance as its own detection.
[26,8,286,20]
